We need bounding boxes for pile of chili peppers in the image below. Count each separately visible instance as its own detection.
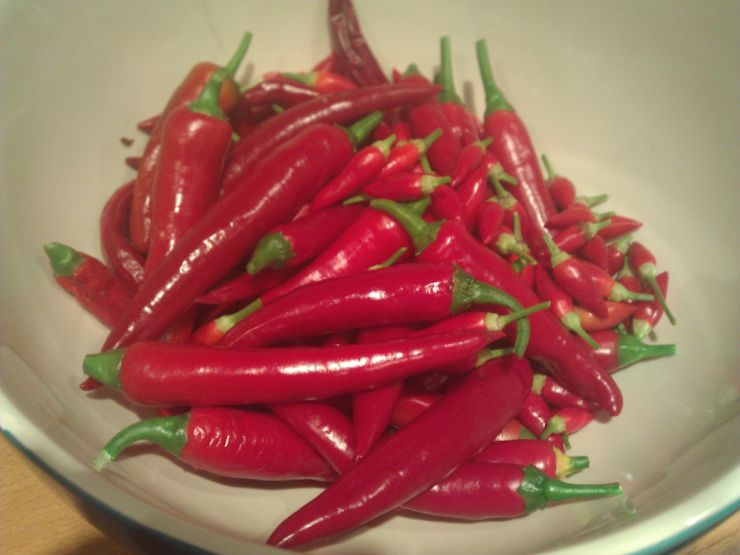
[45,1,678,549]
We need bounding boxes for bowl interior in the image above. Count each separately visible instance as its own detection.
[1,1,739,554]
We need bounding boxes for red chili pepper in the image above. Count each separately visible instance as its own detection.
[429,183,465,223]
[240,78,320,108]
[511,256,536,288]
[85,331,493,406]
[598,214,643,240]
[194,267,296,306]
[390,391,440,428]
[532,373,592,411]
[580,235,608,271]
[362,172,450,201]
[44,242,132,328]
[455,163,491,231]
[517,391,552,436]
[541,407,594,439]
[575,301,638,332]
[553,219,611,253]
[490,214,538,265]
[547,204,595,228]
[450,138,492,188]
[129,33,251,252]
[102,122,357,351]
[579,259,655,303]
[541,155,609,212]
[328,0,388,86]
[136,114,160,135]
[380,128,442,178]
[281,69,357,93]
[220,264,531,356]
[221,83,439,193]
[406,463,621,521]
[486,158,528,231]
[144,70,233,274]
[629,243,676,325]
[271,402,355,474]
[310,134,397,211]
[475,197,505,245]
[437,36,481,146]
[533,264,601,349]
[266,356,531,548]
[606,234,633,276]
[631,271,670,338]
[406,96,463,176]
[474,439,589,479]
[93,408,334,482]
[476,40,556,255]
[99,181,145,291]
[370,199,623,415]
[542,233,609,318]
[589,329,676,372]
[495,418,537,441]
[245,204,364,275]
[389,120,411,142]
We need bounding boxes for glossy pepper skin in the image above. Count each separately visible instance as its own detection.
[406,100,463,176]
[145,70,233,274]
[245,204,365,275]
[99,181,145,291]
[474,439,588,479]
[575,301,637,332]
[85,331,492,407]
[476,40,556,255]
[222,84,438,192]
[267,356,531,548]
[517,391,552,436]
[103,123,354,351]
[220,264,530,356]
[44,243,132,328]
[362,172,450,201]
[328,0,388,86]
[629,243,676,325]
[93,408,334,482]
[370,199,623,415]
[532,373,592,411]
[194,267,297,306]
[240,78,320,108]
[129,34,250,252]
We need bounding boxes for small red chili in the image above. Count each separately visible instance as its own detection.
[605,234,633,275]
[578,259,655,303]
[380,128,442,178]
[474,439,589,479]
[589,329,676,372]
[629,242,676,325]
[541,407,594,439]
[429,183,466,223]
[532,373,593,411]
[580,235,609,271]
[281,69,358,93]
[362,172,451,201]
[517,391,552,436]
[575,301,638,332]
[632,271,670,338]
[450,138,493,188]
[553,219,611,253]
[546,204,595,228]
[598,214,643,240]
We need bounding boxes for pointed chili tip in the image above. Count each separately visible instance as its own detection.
[44,242,84,277]
[82,349,124,390]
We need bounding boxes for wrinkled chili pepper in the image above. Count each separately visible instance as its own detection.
[245,204,364,275]
[532,373,592,411]
[310,134,397,211]
[575,301,637,332]
[362,172,450,201]
[129,33,251,252]
[145,69,233,274]
[474,439,589,478]
[541,407,594,439]
[44,242,132,328]
[85,331,494,406]
[93,408,334,482]
[99,181,145,291]
[542,233,609,319]
[328,0,388,86]
[406,463,621,520]
[632,271,670,338]
[370,198,623,415]
[629,243,676,325]
[220,263,531,357]
[533,264,600,349]
[476,40,556,255]
[102,122,358,351]
[589,330,676,372]
[266,356,531,548]
[221,83,439,193]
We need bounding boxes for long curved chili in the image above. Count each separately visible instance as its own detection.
[369,198,622,415]
[85,331,493,407]
[475,39,556,255]
[102,123,355,351]
[266,356,531,548]
[221,83,438,193]
[99,181,145,291]
[93,408,334,482]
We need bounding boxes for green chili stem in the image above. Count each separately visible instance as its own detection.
[475,39,514,116]
[215,298,263,333]
[438,36,462,105]
[561,312,601,350]
[485,301,550,331]
[224,32,253,77]
[189,69,228,120]
[83,349,125,390]
[346,111,383,148]
[246,233,295,275]
[369,198,441,254]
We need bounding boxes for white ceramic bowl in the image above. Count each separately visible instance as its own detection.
[1,1,739,553]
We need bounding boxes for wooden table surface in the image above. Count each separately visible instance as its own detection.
[2,435,738,554]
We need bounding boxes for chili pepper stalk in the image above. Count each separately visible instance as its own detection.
[590,330,676,372]
[629,242,677,325]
